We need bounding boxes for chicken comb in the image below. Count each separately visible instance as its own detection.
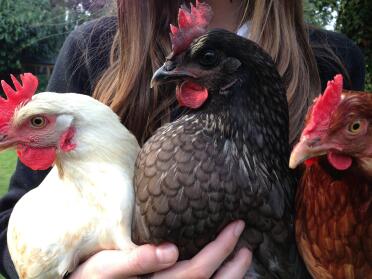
[303,74,343,135]
[0,73,38,130]
[170,0,213,56]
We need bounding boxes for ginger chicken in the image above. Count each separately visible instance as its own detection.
[290,75,371,279]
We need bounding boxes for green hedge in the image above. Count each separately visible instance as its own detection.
[304,0,372,91]
[0,0,105,79]
[337,0,372,91]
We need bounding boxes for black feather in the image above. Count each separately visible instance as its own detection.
[133,29,310,278]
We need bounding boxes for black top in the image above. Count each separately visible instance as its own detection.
[0,16,365,278]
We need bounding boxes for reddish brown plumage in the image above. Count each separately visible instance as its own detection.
[296,161,371,279]
[291,79,372,279]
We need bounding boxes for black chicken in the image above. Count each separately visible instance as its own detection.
[133,2,306,278]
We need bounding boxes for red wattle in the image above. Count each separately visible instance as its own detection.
[17,145,56,170]
[327,152,352,171]
[305,157,318,167]
[176,81,208,109]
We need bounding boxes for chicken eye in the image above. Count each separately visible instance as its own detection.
[199,50,218,67]
[348,120,361,134]
[30,116,47,128]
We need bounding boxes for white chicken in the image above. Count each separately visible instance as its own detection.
[0,73,140,279]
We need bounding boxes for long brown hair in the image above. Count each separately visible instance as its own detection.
[93,0,321,145]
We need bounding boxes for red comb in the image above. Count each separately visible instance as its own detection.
[170,0,213,56]
[0,73,38,131]
[303,74,343,135]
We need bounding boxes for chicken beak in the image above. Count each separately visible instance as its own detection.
[289,137,326,169]
[289,141,311,169]
[0,133,16,152]
[150,61,196,88]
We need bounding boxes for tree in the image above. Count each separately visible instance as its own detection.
[304,0,339,28]
[336,0,372,91]
[0,0,107,80]
[304,0,372,91]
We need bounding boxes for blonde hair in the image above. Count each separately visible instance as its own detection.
[93,0,321,145]
[245,0,321,143]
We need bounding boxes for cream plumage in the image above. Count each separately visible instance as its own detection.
[0,74,139,279]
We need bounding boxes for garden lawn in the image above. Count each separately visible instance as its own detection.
[0,150,17,197]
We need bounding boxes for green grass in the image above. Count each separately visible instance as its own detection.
[0,150,17,197]
[0,151,16,278]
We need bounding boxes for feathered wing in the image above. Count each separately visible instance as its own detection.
[133,116,231,257]
[132,114,308,278]
[8,155,137,279]
[7,176,92,279]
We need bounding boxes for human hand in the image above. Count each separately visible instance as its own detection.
[69,220,251,279]
[69,242,178,279]
[151,220,252,279]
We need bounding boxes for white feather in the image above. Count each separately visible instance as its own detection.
[7,93,140,279]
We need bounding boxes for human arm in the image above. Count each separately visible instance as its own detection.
[310,28,365,91]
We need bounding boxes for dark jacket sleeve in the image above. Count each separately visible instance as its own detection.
[309,28,365,91]
[0,17,115,278]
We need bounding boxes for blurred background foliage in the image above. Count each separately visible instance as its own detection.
[0,0,110,90]
[304,0,371,90]
[0,0,371,91]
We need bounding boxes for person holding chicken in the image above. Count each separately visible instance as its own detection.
[0,0,365,279]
